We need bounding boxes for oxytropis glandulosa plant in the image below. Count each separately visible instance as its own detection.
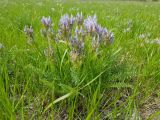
[24,12,114,64]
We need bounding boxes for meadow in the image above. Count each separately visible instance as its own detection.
[0,0,160,119]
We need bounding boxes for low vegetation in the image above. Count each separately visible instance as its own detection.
[0,0,160,119]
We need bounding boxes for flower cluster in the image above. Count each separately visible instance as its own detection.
[59,14,75,30]
[70,36,84,53]
[58,14,75,39]
[84,14,97,33]
[24,25,34,44]
[24,13,114,62]
[41,16,52,28]
[70,37,84,62]
[41,16,54,40]
[83,14,114,50]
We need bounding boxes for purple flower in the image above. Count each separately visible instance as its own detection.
[95,25,114,44]
[84,14,97,33]
[70,36,84,54]
[76,12,83,25]
[101,28,114,44]
[70,36,78,48]
[41,16,54,39]
[102,28,108,35]
[59,14,75,30]
[24,25,34,38]
[59,14,70,30]
[75,26,85,37]
[95,24,103,35]
[41,16,52,28]
[24,25,34,44]
[88,25,114,45]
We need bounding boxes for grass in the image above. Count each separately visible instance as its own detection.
[0,0,160,119]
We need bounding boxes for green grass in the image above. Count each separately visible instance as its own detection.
[0,0,160,119]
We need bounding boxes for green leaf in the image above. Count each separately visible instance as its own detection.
[43,92,73,113]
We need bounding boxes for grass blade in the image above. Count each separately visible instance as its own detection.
[43,92,72,113]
